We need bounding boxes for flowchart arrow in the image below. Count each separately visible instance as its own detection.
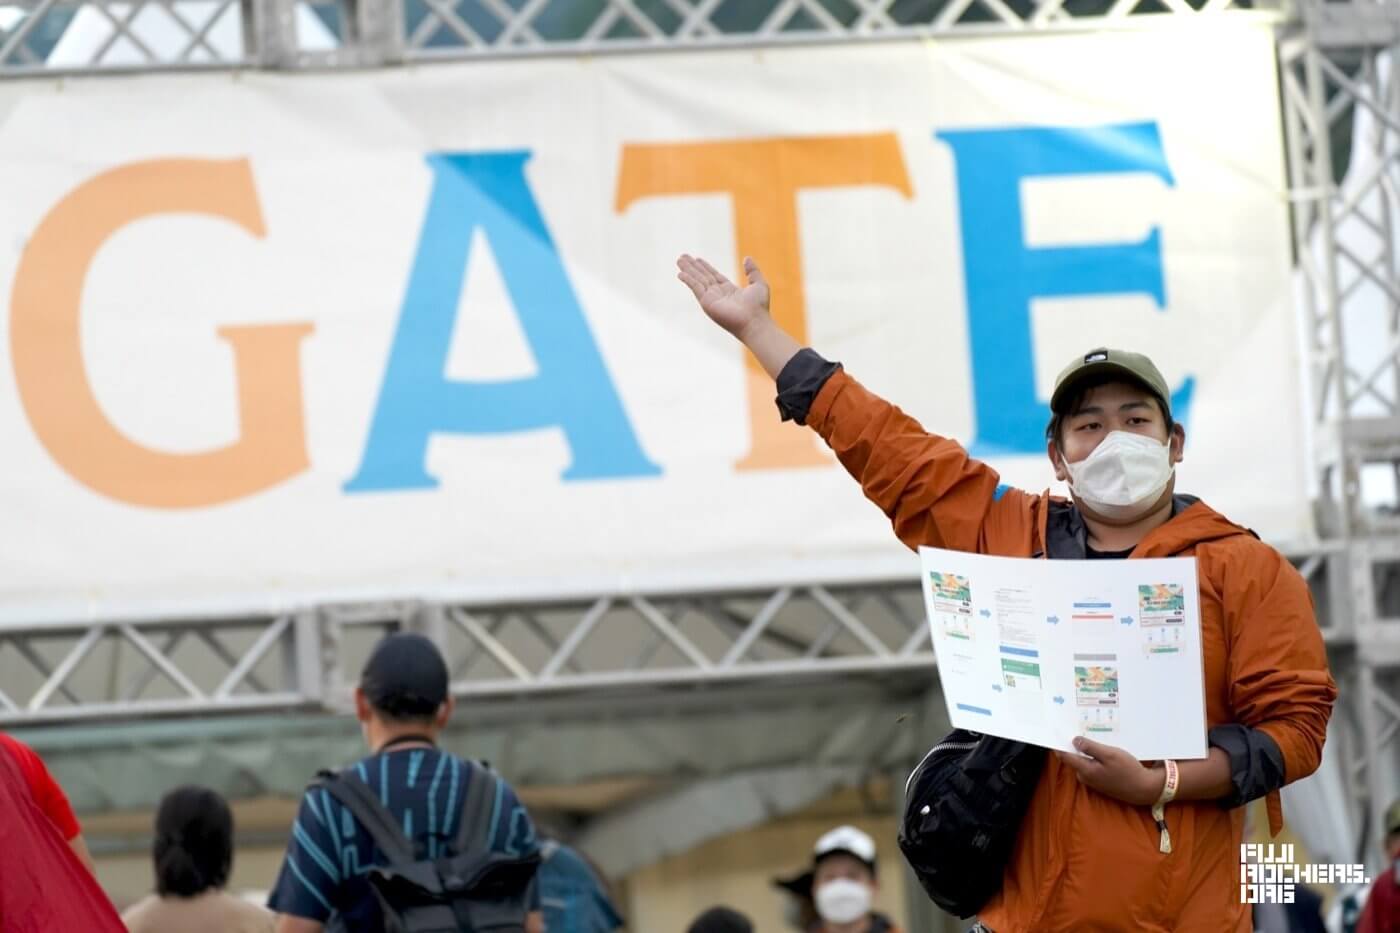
[979,608,992,619]
[1046,615,1060,625]
[1120,616,1135,626]
[1053,695,1065,705]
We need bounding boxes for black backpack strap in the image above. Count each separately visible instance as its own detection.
[315,768,416,864]
[452,759,500,860]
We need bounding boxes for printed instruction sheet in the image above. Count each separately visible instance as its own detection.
[920,546,1207,760]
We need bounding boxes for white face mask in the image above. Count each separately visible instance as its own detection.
[1062,430,1174,521]
[814,878,873,925]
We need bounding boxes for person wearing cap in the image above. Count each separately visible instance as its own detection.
[267,632,545,933]
[675,254,1335,932]
[1357,800,1400,933]
[796,825,901,933]
[686,905,754,933]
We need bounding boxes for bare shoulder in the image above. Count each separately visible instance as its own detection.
[214,891,275,931]
[118,894,159,930]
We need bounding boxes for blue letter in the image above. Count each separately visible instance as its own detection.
[936,123,1194,456]
[346,152,660,491]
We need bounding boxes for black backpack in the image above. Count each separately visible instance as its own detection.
[896,729,1045,918]
[314,759,541,933]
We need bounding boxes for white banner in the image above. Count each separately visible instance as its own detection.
[0,24,1304,623]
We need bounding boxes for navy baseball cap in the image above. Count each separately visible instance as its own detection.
[360,633,450,718]
[687,907,753,933]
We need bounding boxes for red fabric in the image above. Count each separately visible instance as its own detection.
[0,733,80,840]
[1359,871,1400,933]
[0,739,124,932]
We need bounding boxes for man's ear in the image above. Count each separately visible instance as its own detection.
[435,695,455,730]
[1048,440,1068,483]
[1169,422,1186,465]
[354,687,373,724]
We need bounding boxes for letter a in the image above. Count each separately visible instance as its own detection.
[346,152,660,492]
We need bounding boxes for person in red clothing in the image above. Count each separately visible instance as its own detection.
[0,729,124,932]
[0,731,96,872]
[1358,800,1400,933]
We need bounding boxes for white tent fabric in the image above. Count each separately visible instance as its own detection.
[1281,720,1359,866]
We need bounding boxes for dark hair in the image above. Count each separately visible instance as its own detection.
[153,785,233,897]
[370,692,442,723]
[1045,373,1174,448]
[687,906,754,933]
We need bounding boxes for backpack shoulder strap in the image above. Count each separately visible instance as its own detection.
[451,759,500,860]
[314,768,416,864]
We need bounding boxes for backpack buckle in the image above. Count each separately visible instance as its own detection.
[437,860,468,894]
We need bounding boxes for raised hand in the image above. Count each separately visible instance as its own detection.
[676,254,770,340]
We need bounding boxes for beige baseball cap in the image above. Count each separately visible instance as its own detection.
[1050,347,1172,416]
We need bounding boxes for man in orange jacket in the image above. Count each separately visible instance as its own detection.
[676,254,1337,933]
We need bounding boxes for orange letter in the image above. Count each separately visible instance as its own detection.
[10,159,313,508]
[617,135,912,470]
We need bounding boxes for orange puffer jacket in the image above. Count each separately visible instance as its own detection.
[804,370,1337,933]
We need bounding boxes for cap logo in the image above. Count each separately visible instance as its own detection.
[1085,351,1108,363]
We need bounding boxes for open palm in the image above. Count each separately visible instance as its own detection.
[676,254,770,338]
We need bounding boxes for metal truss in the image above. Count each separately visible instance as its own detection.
[0,0,1271,76]
[0,0,254,72]
[0,580,936,727]
[0,612,322,724]
[390,0,1260,64]
[1281,0,1400,861]
[0,551,1346,729]
[337,582,937,696]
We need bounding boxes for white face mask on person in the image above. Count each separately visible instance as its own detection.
[814,878,873,924]
[1062,430,1174,521]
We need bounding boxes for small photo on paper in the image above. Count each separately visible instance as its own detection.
[1073,663,1120,707]
[930,572,973,641]
[930,572,972,605]
[1138,583,1186,627]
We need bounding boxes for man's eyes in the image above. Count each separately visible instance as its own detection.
[1074,417,1151,431]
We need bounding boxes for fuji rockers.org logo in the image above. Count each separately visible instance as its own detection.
[1240,844,1371,904]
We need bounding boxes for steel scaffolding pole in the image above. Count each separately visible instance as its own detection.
[1281,0,1400,861]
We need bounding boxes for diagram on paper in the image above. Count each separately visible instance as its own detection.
[995,586,1043,698]
[1071,599,1116,623]
[918,546,1207,759]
